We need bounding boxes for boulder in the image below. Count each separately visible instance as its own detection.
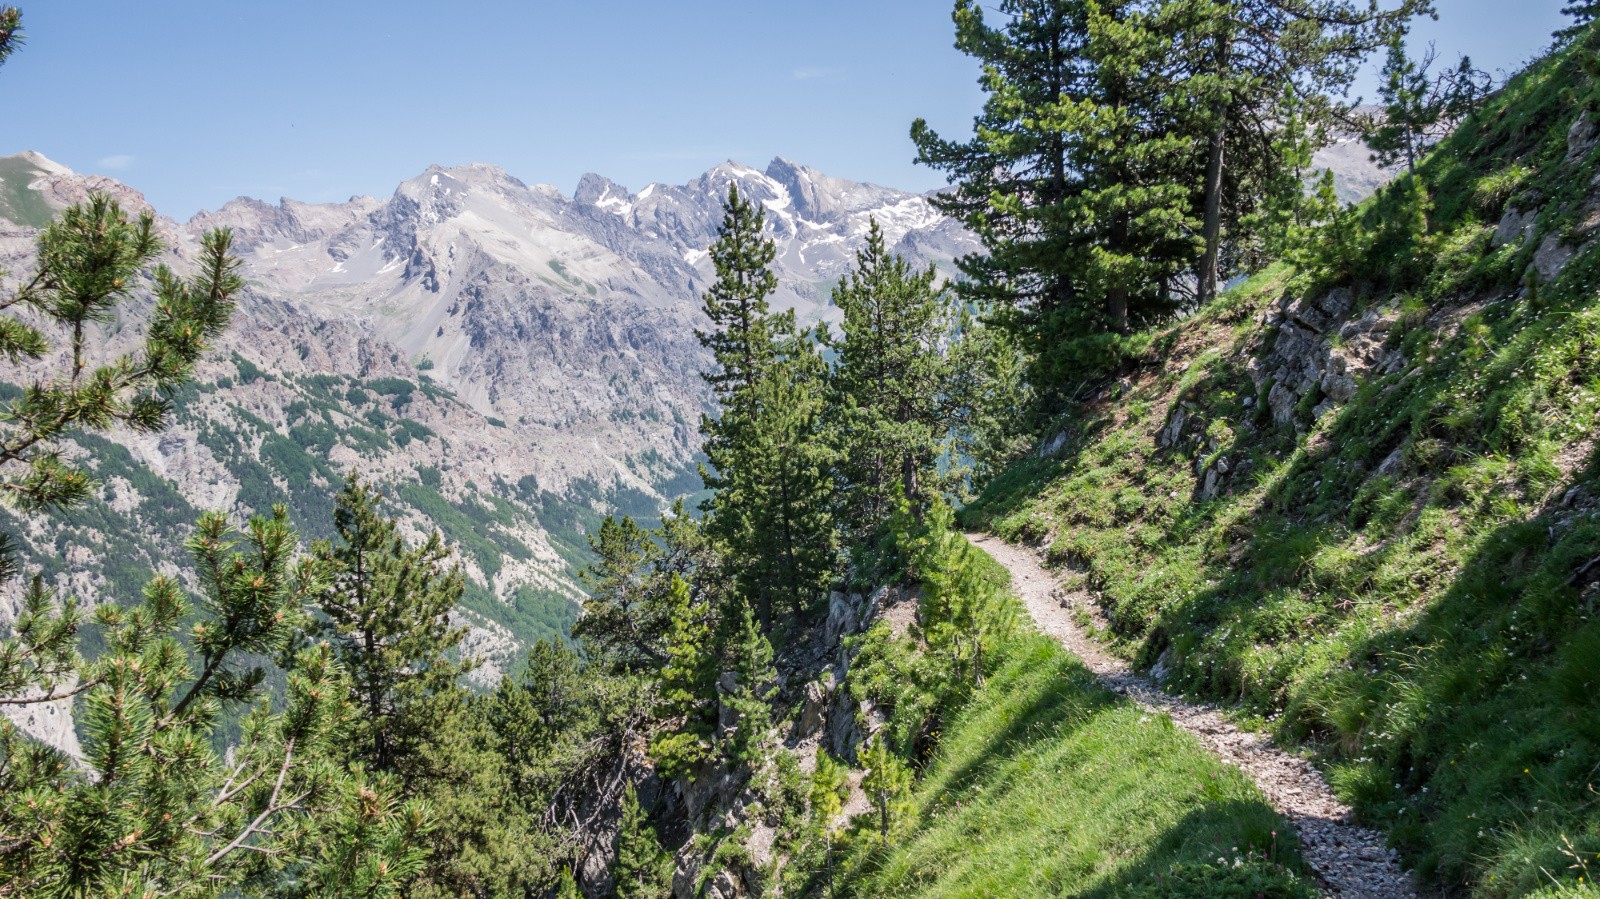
[1568,110,1599,162]
[1492,206,1537,247]
[1158,404,1188,447]
[1534,233,1576,282]
[824,591,859,644]
[796,677,832,739]
[1038,429,1070,458]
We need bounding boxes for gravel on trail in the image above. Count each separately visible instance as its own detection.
[966,533,1419,899]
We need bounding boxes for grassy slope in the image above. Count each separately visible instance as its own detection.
[838,541,1312,898]
[963,29,1600,898]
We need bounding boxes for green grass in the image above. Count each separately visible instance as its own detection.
[839,637,1310,898]
[834,540,1312,898]
[961,26,1600,897]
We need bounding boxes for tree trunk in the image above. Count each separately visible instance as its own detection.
[1108,287,1130,335]
[1200,117,1227,304]
[902,452,921,522]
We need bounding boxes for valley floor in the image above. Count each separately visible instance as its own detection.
[967,533,1415,899]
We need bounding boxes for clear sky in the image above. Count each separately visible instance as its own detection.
[1,1,1573,219]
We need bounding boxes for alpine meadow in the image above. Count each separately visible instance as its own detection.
[2,2,1599,898]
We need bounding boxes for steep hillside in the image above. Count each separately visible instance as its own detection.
[965,29,1600,897]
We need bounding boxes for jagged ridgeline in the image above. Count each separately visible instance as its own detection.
[0,149,979,678]
[965,21,1600,895]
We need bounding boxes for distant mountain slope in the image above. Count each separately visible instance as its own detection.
[0,153,979,690]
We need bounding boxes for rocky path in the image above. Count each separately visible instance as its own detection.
[966,533,1418,899]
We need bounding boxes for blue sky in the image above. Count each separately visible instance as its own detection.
[2,1,1572,219]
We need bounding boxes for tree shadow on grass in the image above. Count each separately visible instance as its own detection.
[839,634,1310,897]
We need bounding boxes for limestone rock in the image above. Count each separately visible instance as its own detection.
[1534,233,1576,282]
[1250,289,1400,430]
[796,677,832,739]
[1492,206,1537,247]
[1568,110,1599,163]
[1038,429,1069,458]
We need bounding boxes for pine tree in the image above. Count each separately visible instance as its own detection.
[696,183,777,407]
[0,7,20,66]
[1559,0,1600,42]
[694,186,835,628]
[1365,37,1493,177]
[719,601,777,765]
[911,0,1096,369]
[312,475,470,776]
[1169,0,1428,303]
[1074,0,1205,329]
[650,574,717,778]
[613,783,672,899]
[808,750,850,825]
[0,512,427,897]
[906,501,1018,686]
[0,192,241,599]
[829,219,953,533]
[485,641,647,891]
[859,738,911,846]
[945,305,1033,496]
[404,699,542,899]
[575,514,668,672]
[556,867,583,899]
[736,341,837,624]
[577,502,723,675]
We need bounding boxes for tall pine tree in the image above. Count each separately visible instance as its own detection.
[312,476,470,777]
[696,188,835,628]
[829,219,953,533]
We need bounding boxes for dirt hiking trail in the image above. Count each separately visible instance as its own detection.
[967,533,1418,899]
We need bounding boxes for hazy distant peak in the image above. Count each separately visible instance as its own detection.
[7,150,73,176]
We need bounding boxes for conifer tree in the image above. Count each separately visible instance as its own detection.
[907,501,1018,686]
[1559,0,1599,42]
[485,641,649,891]
[859,738,910,846]
[808,750,850,825]
[720,601,777,765]
[0,193,241,598]
[0,6,19,66]
[490,640,600,798]
[576,514,668,672]
[0,512,427,897]
[1367,35,1436,175]
[1074,0,1206,328]
[1169,0,1428,303]
[577,502,722,675]
[829,220,953,532]
[1364,36,1492,176]
[312,475,470,777]
[695,187,834,628]
[736,341,837,624]
[613,783,672,899]
[911,0,1095,366]
[650,574,717,777]
[945,305,1033,495]
[556,867,583,899]
[696,184,777,407]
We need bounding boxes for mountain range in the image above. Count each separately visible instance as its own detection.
[0,140,1391,753]
[0,151,981,746]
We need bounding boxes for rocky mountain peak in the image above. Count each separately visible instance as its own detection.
[574,172,631,210]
